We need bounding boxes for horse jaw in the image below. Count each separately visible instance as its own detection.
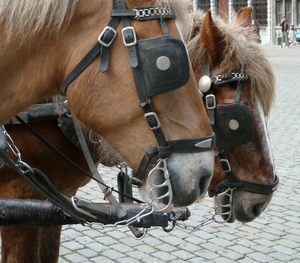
[138,151,214,209]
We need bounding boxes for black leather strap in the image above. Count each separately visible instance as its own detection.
[218,151,279,195]
[60,42,102,95]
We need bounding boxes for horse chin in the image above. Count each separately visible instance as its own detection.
[138,152,214,208]
[231,189,272,223]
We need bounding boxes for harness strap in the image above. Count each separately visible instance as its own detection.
[11,113,142,202]
[218,150,279,195]
[132,134,216,186]
[99,0,120,72]
[60,42,102,95]
[201,59,215,125]
[72,116,144,238]
[0,149,91,224]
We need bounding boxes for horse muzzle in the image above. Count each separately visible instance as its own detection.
[139,151,214,210]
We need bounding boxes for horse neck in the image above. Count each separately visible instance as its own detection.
[0,0,111,125]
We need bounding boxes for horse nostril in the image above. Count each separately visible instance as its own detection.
[198,173,212,195]
[251,202,264,218]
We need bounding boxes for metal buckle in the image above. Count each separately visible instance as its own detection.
[122,26,137,47]
[220,159,232,173]
[144,112,161,130]
[206,94,216,110]
[98,26,117,47]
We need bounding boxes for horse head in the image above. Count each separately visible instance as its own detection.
[0,0,215,211]
[187,7,278,222]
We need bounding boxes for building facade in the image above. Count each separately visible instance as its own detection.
[194,0,300,45]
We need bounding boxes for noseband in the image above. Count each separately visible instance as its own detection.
[198,60,279,197]
[61,0,215,211]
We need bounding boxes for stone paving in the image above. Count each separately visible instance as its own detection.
[58,44,300,263]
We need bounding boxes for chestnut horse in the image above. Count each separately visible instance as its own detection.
[183,7,278,223]
[0,1,216,213]
[0,1,217,262]
[0,5,278,263]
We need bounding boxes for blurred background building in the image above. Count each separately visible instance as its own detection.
[193,0,300,45]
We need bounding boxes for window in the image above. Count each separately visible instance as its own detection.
[197,0,210,12]
[252,0,268,26]
[276,1,283,25]
[285,0,292,23]
[232,0,248,12]
[298,0,300,25]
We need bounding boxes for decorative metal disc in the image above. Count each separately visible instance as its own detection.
[228,119,239,130]
[198,75,211,93]
[156,56,171,71]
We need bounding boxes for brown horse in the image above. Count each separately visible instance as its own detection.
[0,0,216,212]
[183,7,278,223]
[0,1,217,262]
[0,5,278,263]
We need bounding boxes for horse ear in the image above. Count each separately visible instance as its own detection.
[200,10,226,68]
[235,7,252,27]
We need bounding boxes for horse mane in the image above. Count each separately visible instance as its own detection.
[0,0,79,43]
[0,0,191,44]
[184,10,275,116]
[156,0,192,28]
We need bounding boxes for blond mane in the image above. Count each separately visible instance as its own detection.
[0,0,79,43]
[156,0,192,28]
[183,10,275,115]
[0,0,192,44]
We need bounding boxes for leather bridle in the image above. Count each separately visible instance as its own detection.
[198,60,279,197]
[61,0,216,189]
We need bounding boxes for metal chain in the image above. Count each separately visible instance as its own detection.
[175,187,235,231]
[2,126,34,173]
[175,215,218,232]
[2,126,22,162]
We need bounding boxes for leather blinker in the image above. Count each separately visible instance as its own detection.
[136,35,190,97]
[214,103,254,148]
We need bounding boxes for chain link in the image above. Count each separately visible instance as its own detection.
[3,126,22,162]
[2,125,33,173]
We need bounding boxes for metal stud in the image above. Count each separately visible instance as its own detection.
[156,56,171,71]
[198,75,211,93]
[228,119,239,130]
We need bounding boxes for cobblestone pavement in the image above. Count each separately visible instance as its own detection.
[58,44,300,263]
